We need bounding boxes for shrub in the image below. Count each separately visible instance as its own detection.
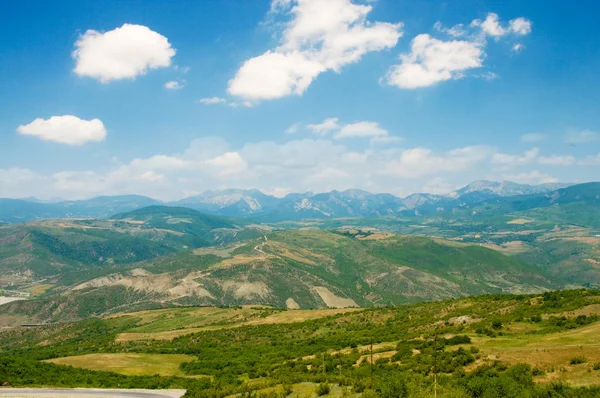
[592,362,600,371]
[532,367,545,376]
[317,382,330,396]
[530,314,542,323]
[491,320,503,330]
[570,356,587,365]
[446,335,471,345]
[280,384,293,396]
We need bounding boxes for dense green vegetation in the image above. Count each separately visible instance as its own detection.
[2,289,600,396]
[0,207,260,278]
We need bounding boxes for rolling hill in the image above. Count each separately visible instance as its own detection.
[0,206,261,281]
[1,229,562,323]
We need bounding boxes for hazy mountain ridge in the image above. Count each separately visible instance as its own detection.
[0,180,578,223]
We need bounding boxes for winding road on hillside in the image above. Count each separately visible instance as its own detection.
[254,235,268,255]
[0,388,185,398]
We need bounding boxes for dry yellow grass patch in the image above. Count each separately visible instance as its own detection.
[355,350,397,366]
[107,307,222,324]
[193,244,244,257]
[265,241,331,264]
[26,283,54,295]
[562,237,600,245]
[45,353,196,377]
[330,341,397,357]
[431,238,469,248]
[152,228,184,236]
[265,244,316,265]
[111,218,145,224]
[115,307,362,341]
[507,218,534,225]
[210,254,270,269]
[314,286,359,308]
[358,232,395,240]
[481,240,531,255]
[546,304,600,319]
[243,308,361,326]
[472,322,600,385]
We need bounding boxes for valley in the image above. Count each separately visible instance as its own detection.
[2,180,600,396]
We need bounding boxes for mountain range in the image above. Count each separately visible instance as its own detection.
[2,181,600,322]
[0,180,575,223]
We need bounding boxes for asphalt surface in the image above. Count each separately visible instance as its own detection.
[0,389,185,398]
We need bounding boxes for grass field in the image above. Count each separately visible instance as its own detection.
[4,289,600,396]
[113,306,361,341]
[467,320,600,386]
[45,353,197,377]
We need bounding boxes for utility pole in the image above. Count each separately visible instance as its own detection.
[370,309,374,391]
[370,341,374,390]
[433,327,438,398]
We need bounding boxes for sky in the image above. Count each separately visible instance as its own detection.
[0,0,599,201]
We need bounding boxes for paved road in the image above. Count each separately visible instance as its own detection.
[0,389,185,398]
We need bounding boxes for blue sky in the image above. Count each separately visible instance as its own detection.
[0,0,599,200]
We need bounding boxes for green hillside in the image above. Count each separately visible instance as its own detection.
[1,289,600,396]
[1,230,562,323]
[0,207,261,282]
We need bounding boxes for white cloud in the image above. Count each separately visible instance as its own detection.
[228,0,402,100]
[334,121,388,139]
[471,13,532,37]
[73,24,175,83]
[198,97,227,105]
[136,171,165,183]
[128,154,194,171]
[0,168,38,187]
[433,22,466,37]
[477,71,498,81]
[509,18,532,35]
[228,51,325,99]
[285,122,301,134]
[538,155,576,166]
[421,177,456,195]
[386,13,531,89]
[308,167,349,181]
[382,146,493,178]
[165,80,184,89]
[564,129,600,144]
[17,115,107,145]
[4,133,587,201]
[370,135,403,144]
[241,139,346,168]
[174,65,190,73]
[520,133,545,142]
[492,148,539,167]
[384,34,484,89]
[197,97,252,108]
[579,153,600,166]
[261,187,293,198]
[513,43,524,53]
[307,117,340,135]
[305,118,397,143]
[205,152,248,176]
[472,13,506,37]
[502,170,558,185]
